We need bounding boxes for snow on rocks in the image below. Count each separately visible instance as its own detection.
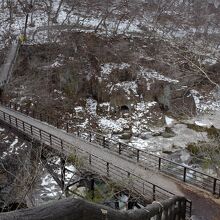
[139,67,179,83]
[111,81,138,97]
[86,98,97,115]
[101,63,130,79]
[191,89,220,112]
[165,116,175,127]
[98,117,128,133]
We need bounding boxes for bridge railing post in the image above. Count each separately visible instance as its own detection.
[9,115,11,124]
[152,185,156,201]
[39,129,42,139]
[3,112,5,120]
[66,123,69,133]
[89,132,92,142]
[22,121,25,131]
[137,149,140,162]
[183,167,187,182]
[119,143,122,155]
[89,154,92,165]
[107,162,109,177]
[49,134,52,145]
[103,136,106,147]
[213,178,217,195]
[158,157,161,170]
[60,139,63,151]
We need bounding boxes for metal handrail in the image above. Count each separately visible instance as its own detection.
[0,108,192,217]
[2,101,220,196]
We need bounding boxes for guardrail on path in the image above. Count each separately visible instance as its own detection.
[0,106,192,218]
[3,101,220,198]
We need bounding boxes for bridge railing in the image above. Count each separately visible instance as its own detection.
[77,127,220,196]
[2,102,220,197]
[0,108,191,218]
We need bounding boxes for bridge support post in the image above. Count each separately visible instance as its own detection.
[60,157,66,191]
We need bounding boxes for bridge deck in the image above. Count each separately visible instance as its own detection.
[0,105,182,195]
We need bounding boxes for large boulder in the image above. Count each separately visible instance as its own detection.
[137,79,196,116]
